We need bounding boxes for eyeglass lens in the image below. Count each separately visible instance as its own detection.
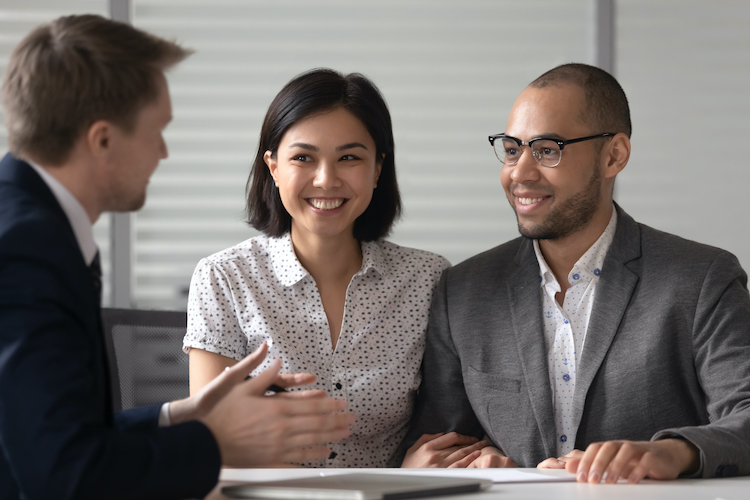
[494,138,561,167]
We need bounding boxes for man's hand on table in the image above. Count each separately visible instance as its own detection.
[537,438,699,483]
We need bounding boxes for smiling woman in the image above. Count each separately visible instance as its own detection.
[182,69,451,468]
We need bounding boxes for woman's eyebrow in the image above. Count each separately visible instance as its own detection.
[337,142,368,151]
[287,142,318,151]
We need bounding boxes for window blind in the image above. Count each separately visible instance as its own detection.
[132,0,589,309]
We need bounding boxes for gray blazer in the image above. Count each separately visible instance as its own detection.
[405,205,750,477]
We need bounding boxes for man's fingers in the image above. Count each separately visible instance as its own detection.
[564,457,582,474]
[537,457,566,469]
[583,442,621,483]
[283,411,356,437]
[230,343,269,380]
[606,443,640,483]
[627,459,649,484]
[575,442,601,482]
[275,389,327,399]
[277,396,349,416]
[242,358,282,395]
[274,372,316,388]
[283,423,353,448]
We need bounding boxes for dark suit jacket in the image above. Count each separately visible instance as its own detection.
[405,204,750,478]
[0,153,221,499]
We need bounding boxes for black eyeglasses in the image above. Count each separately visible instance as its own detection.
[488,133,615,168]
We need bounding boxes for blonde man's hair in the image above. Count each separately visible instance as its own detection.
[1,14,191,164]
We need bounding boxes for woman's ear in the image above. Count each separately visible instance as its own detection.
[264,150,279,187]
[374,153,385,188]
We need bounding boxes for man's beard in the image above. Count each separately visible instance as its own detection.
[514,165,601,241]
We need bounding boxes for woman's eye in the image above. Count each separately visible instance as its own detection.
[291,154,311,162]
[340,154,360,161]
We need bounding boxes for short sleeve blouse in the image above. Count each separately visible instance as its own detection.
[183,233,450,467]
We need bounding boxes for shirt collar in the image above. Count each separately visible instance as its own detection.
[360,239,387,277]
[534,206,618,289]
[269,233,388,287]
[27,160,98,266]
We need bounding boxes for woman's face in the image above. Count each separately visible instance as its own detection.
[265,107,381,243]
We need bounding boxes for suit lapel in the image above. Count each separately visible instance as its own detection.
[571,205,641,433]
[508,238,558,458]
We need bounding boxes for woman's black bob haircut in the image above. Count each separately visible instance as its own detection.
[245,68,401,241]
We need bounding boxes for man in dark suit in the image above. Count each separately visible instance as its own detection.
[0,15,353,500]
[403,63,750,482]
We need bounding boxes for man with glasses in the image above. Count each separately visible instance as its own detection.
[403,63,750,481]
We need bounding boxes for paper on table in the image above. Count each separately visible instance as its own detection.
[320,468,576,484]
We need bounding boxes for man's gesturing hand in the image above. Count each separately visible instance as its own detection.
[201,358,354,466]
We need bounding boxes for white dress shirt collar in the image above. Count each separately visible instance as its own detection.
[27,160,98,266]
[533,205,618,290]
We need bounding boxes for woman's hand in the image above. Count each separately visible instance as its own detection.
[466,446,518,468]
[402,432,488,468]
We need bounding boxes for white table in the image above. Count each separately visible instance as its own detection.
[204,468,750,499]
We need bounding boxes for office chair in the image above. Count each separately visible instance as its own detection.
[101,307,189,411]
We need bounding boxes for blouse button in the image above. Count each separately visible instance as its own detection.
[328,451,337,459]
[335,382,342,390]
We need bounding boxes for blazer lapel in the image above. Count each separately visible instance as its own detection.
[572,205,641,433]
[507,238,558,458]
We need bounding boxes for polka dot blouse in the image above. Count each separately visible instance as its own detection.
[183,233,450,467]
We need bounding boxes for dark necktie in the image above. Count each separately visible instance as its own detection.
[90,251,102,304]
[91,251,117,412]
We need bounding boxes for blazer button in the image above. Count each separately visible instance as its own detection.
[716,464,738,477]
[335,383,342,390]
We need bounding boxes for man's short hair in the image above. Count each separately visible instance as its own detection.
[246,68,402,242]
[530,63,632,139]
[1,14,191,165]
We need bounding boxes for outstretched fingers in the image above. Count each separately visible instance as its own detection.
[228,343,269,381]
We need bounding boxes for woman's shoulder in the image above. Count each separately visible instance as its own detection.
[197,233,279,268]
[372,239,451,272]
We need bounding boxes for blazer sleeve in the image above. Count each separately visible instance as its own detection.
[399,271,487,462]
[0,217,221,500]
[653,251,750,478]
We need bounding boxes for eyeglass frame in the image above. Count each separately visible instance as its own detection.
[488,132,616,168]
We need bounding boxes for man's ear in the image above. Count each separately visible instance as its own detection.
[601,133,630,179]
[87,120,113,160]
[264,150,278,186]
